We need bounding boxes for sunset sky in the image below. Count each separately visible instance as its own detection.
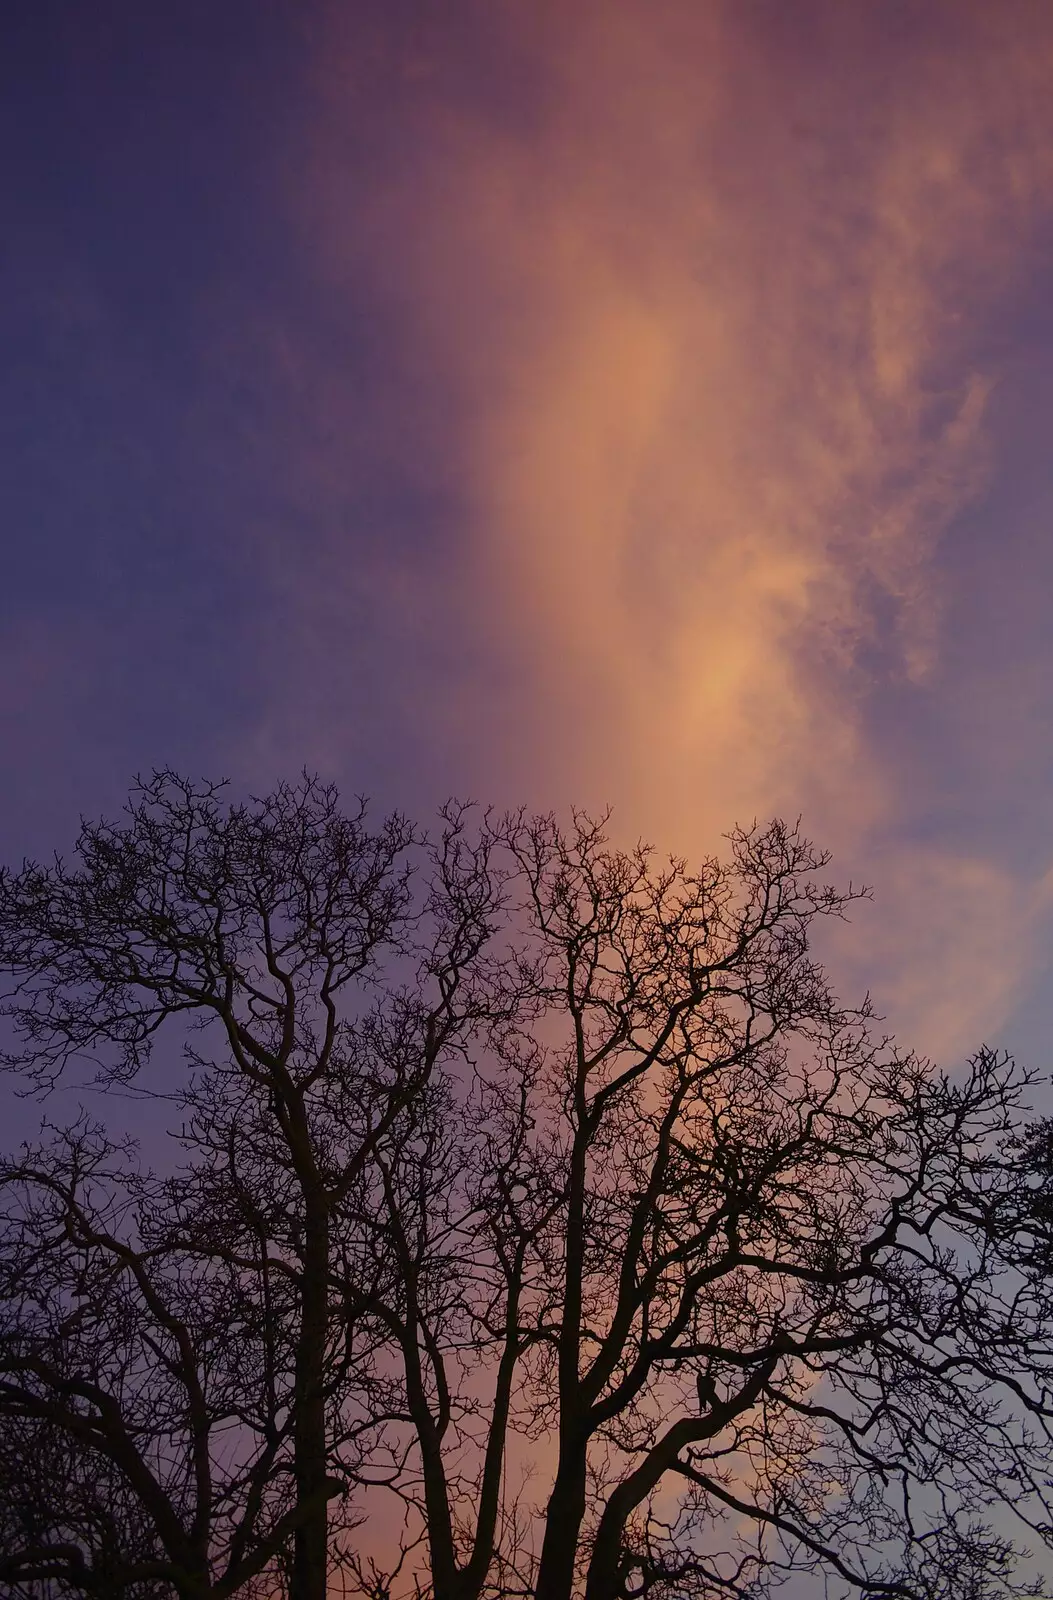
[4,0,1053,1090]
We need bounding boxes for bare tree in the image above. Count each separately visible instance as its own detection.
[0,773,428,1600]
[0,1411,173,1600]
[344,811,1053,1600]
[2,781,1052,1600]
[0,1117,336,1598]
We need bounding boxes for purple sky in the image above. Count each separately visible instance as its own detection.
[4,0,1053,1097]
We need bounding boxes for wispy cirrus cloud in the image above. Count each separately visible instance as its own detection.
[282,0,1053,1054]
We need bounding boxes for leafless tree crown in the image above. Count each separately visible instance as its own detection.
[1,775,1051,1600]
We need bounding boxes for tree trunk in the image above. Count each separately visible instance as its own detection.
[585,1485,640,1600]
[533,1446,588,1600]
[291,1199,330,1600]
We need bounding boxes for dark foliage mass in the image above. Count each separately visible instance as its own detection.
[1,774,1052,1600]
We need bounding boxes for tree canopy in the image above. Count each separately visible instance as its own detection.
[1,774,1051,1600]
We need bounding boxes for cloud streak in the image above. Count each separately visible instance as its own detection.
[291,0,1053,1054]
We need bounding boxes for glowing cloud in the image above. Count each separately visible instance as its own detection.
[296,0,1053,1054]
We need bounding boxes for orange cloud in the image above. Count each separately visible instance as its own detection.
[298,1,1053,1055]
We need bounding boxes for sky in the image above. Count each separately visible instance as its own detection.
[3,0,1053,1085]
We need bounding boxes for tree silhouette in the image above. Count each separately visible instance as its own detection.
[0,1116,340,1599]
[1,777,1051,1599]
[0,774,422,1600]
